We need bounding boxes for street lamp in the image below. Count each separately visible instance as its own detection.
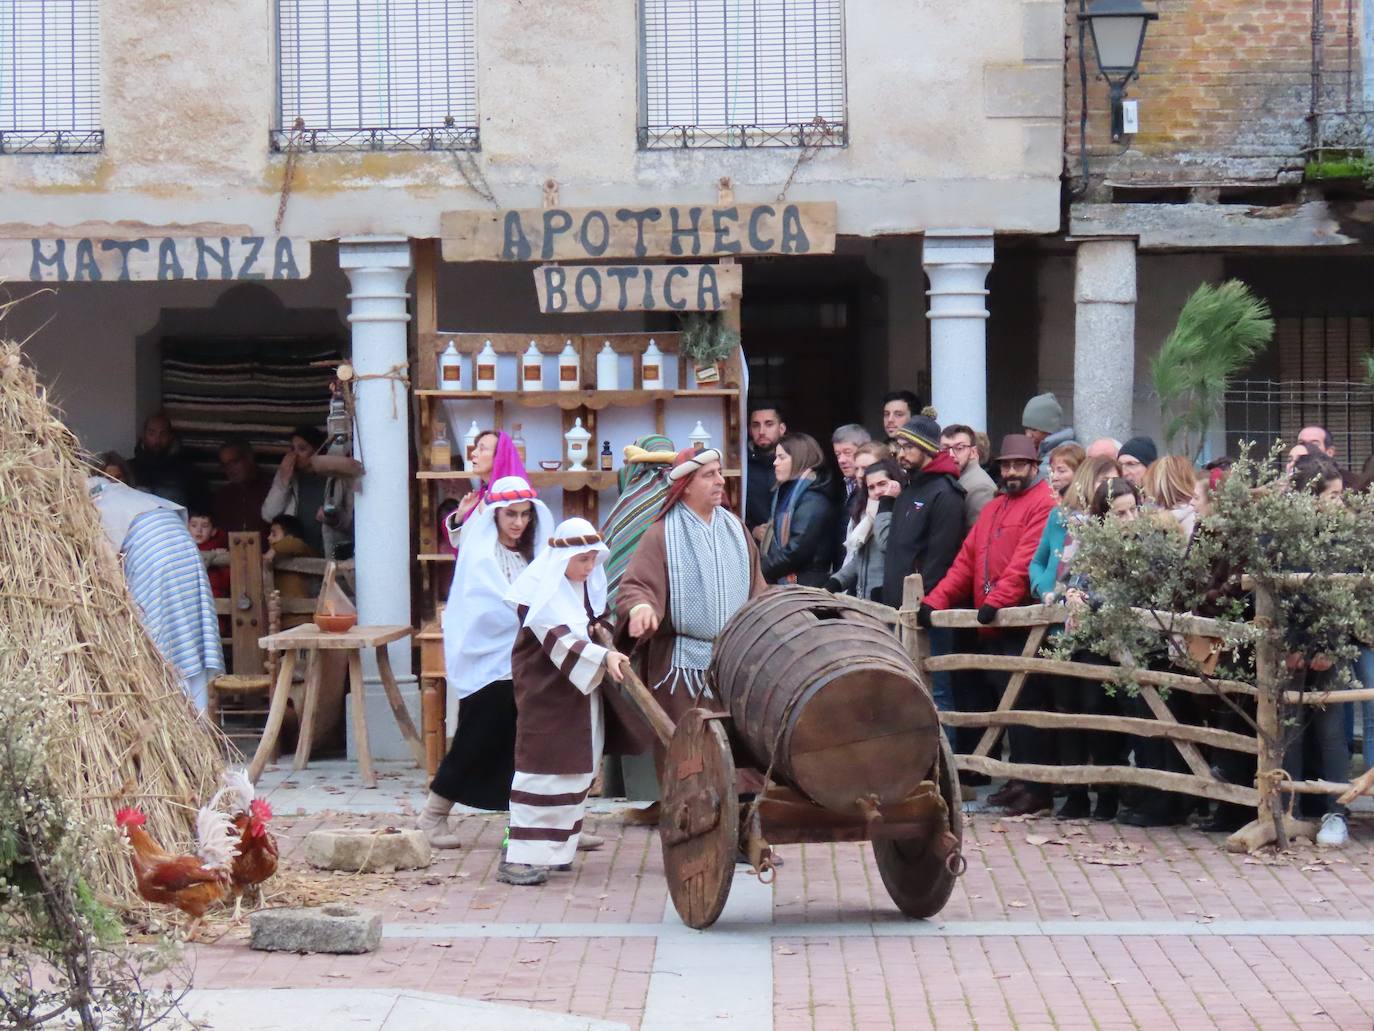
[1078,0,1158,142]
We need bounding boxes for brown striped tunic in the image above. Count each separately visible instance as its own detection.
[506,592,615,866]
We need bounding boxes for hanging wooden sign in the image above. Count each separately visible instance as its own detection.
[533,262,741,314]
[0,235,310,282]
[443,202,835,262]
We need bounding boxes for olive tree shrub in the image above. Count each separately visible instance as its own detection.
[1054,451,1374,846]
[0,650,188,1030]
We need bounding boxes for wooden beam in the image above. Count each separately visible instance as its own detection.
[955,755,1261,808]
[939,708,1259,755]
[921,652,1256,697]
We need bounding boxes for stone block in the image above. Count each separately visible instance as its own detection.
[1021,2,1064,62]
[302,826,432,872]
[983,64,1062,119]
[250,904,382,954]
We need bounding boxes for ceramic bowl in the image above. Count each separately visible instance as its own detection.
[538,460,562,471]
[315,612,358,634]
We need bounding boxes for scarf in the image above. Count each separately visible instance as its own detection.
[601,434,675,609]
[661,503,752,698]
[762,469,817,586]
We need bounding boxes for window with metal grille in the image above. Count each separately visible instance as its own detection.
[274,0,478,153]
[639,0,847,150]
[1224,315,1374,470]
[0,1,102,154]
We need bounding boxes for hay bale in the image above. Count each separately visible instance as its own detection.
[0,341,228,909]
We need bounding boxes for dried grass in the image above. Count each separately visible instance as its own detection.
[0,341,228,910]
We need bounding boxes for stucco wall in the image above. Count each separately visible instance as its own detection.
[0,0,1063,239]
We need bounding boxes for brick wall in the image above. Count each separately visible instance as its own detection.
[1065,0,1363,187]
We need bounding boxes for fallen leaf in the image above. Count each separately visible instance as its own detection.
[430,942,452,949]
[1025,834,1050,846]
[1007,900,1027,908]
[776,946,797,956]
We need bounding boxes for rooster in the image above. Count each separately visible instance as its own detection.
[116,804,239,936]
[213,769,279,919]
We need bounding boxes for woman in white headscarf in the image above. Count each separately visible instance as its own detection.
[418,476,552,848]
[498,518,631,886]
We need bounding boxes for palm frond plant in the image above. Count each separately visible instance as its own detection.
[1152,280,1274,462]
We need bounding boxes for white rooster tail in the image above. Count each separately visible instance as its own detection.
[195,805,241,870]
[216,768,256,815]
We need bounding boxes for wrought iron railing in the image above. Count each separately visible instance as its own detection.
[269,125,479,153]
[0,129,103,155]
[638,120,847,151]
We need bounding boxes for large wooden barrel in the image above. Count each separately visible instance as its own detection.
[708,587,939,812]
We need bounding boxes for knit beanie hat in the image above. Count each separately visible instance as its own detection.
[1021,392,1064,434]
[1118,436,1159,466]
[893,415,941,456]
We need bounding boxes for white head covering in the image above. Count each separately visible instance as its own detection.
[441,476,552,720]
[504,517,609,635]
[87,476,185,550]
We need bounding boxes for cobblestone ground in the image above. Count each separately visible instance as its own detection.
[186,763,1374,1029]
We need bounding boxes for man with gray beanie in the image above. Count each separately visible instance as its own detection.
[1021,392,1076,478]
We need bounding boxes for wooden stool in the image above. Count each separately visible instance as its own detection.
[247,623,423,787]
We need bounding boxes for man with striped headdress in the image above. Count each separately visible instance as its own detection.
[615,448,767,731]
[600,433,676,610]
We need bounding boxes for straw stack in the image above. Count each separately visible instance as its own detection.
[0,341,227,909]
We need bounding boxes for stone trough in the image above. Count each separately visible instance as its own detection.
[250,904,382,954]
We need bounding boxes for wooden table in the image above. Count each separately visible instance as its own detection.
[247,623,424,788]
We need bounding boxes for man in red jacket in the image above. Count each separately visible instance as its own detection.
[919,434,1057,815]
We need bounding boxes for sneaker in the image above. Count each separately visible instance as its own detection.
[497,861,549,886]
[1317,812,1349,847]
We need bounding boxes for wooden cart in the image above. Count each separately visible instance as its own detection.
[609,588,965,930]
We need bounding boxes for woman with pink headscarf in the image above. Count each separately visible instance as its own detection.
[442,429,527,551]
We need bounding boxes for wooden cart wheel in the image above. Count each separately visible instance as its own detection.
[873,732,964,919]
[659,708,739,930]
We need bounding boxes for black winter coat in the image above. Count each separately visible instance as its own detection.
[745,447,775,530]
[881,454,968,607]
[761,475,838,587]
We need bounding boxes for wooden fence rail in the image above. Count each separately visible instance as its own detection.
[856,574,1372,853]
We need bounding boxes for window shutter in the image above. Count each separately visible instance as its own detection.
[275,0,477,151]
[639,0,847,149]
[0,0,102,153]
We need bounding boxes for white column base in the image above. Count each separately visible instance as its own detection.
[346,674,422,763]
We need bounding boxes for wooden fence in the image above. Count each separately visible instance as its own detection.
[845,575,1374,853]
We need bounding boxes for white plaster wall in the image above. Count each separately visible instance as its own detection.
[1036,250,1225,447]
[0,1,1062,239]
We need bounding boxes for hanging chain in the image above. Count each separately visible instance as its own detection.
[449,115,500,208]
[776,116,839,204]
[275,117,307,234]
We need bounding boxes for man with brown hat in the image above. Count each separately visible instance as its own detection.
[919,434,1058,815]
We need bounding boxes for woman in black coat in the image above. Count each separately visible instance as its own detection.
[760,432,837,586]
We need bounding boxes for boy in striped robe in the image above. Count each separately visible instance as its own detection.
[499,518,632,886]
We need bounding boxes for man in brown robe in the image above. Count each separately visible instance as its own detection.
[615,448,767,734]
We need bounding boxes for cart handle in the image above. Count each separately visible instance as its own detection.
[594,625,676,749]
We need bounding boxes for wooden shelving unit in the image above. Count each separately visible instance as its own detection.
[407,241,748,771]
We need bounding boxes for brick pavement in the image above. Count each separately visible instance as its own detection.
[184,765,1374,1030]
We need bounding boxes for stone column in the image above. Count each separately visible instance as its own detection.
[338,236,417,762]
[922,230,994,430]
[1073,238,1137,445]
